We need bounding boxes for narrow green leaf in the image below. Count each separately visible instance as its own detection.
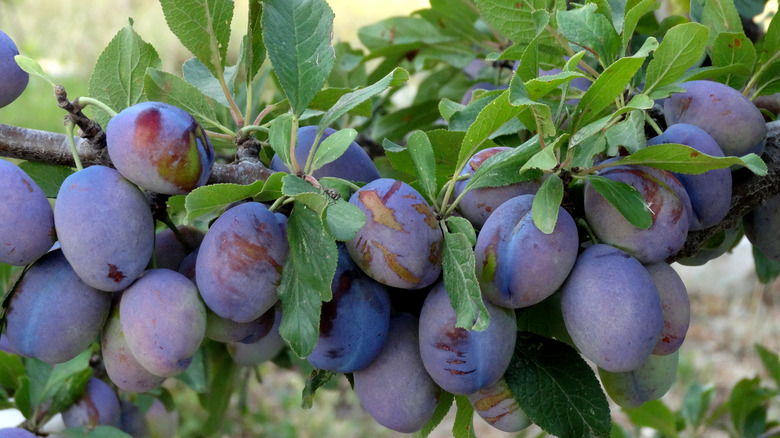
[729,377,775,436]
[358,16,454,51]
[524,71,588,101]
[757,11,779,64]
[711,32,756,89]
[506,332,612,438]
[406,131,438,204]
[458,90,525,168]
[413,391,454,438]
[753,245,780,284]
[464,136,542,192]
[278,202,338,357]
[0,352,24,392]
[586,175,652,229]
[144,68,223,131]
[643,23,709,95]
[184,180,265,222]
[13,55,54,86]
[182,58,237,109]
[755,344,780,389]
[442,231,489,332]
[701,0,743,45]
[301,369,337,409]
[532,174,563,234]
[621,0,661,55]
[611,94,655,119]
[613,143,767,175]
[754,54,780,98]
[245,0,266,82]
[309,128,358,173]
[269,114,294,171]
[263,0,336,116]
[372,100,441,143]
[319,68,409,129]
[16,162,73,198]
[14,377,31,419]
[323,199,366,241]
[255,172,285,202]
[159,0,233,76]
[623,400,680,438]
[453,395,477,438]
[201,344,237,435]
[557,4,620,66]
[446,216,476,247]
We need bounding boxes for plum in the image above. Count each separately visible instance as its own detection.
[346,178,443,289]
[62,377,121,429]
[353,313,440,433]
[646,263,690,356]
[307,245,391,373]
[5,250,110,364]
[560,244,663,372]
[0,429,37,438]
[227,308,286,366]
[152,225,204,271]
[664,80,767,157]
[744,193,780,262]
[452,148,541,229]
[270,126,380,183]
[0,30,28,108]
[144,398,178,438]
[54,165,154,292]
[196,202,288,323]
[584,165,692,264]
[647,123,732,230]
[120,269,206,377]
[106,101,215,195]
[118,400,151,438]
[475,194,579,309]
[206,306,275,344]
[598,351,679,408]
[467,377,531,433]
[0,160,56,266]
[419,281,517,394]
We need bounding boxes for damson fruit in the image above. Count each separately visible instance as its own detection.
[561,244,663,373]
[646,263,690,356]
[206,306,275,344]
[475,194,578,309]
[62,377,121,429]
[346,179,443,289]
[106,102,215,195]
[120,269,206,377]
[5,250,110,364]
[0,429,37,438]
[307,245,391,373]
[467,377,531,433]
[453,148,541,229]
[196,202,288,323]
[227,308,286,366]
[584,165,691,264]
[102,303,166,392]
[0,160,55,266]
[55,165,154,292]
[664,80,767,157]
[0,30,28,108]
[271,125,380,183]
[353,313,439,433]
[744,193,780,262]
[598,351,679,408]
[647,123,732,230]
[419,281,517,395]
[153,225,204,271]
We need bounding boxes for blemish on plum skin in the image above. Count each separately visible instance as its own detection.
[359,189,404,231]
[22,178,33,193]
[107,264,126,283]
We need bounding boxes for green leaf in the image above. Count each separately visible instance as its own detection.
[406,131,438,204]
[458,90,525,168]
[453,395,477,438]
[14,377,31,419]
[757,11,780,65]
[643,23,709,96]
[176,348,208,393]
[358,16,454,51]
[372,100,441,143]
[0,352,24,392]
[524,71,588,101]
[506,332,612,438]
[319,68,408,129]
[184,180,265,222]
[269,114,294,171]
[557,4,620,66]
[323,199,366,241]
[623,400,680,438]
[301,369,337,409]
[309,128,358,173]
[442,231,489,332]
[701,0,743,45]
[754,54,780,97]
[281,174,320,198]
[613,143,767,175]
[158,0,233,76]
[245,0,266,82]
[181,58,237,109]
[621,0,661,55]
[13,55,54,86]
[262,0,336,117]
[413,391,454,438]
[729,377,775,437]
[752,244,780,284]
[17,162,73,198]
[200,343,237,435]
[532,174,563,234]
[474,0,550,47]
[585,175,652,229]
[710,32,756,89]
[26,350,92,418]
[254,172,285,202]
[445,216,476,247]
[681,383,715,429]
[56,426,133,438]
[88,24,161,127]
[143,68,223,131]
[278,202,338,357]
[519,145,558,174]
[464,136,542,192]
[755,344,780,389]
[605,110,647,154]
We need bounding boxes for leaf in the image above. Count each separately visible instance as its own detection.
[372,100,441,143]
[269,114,294,171]
[681,383,715,429]
[413,391,454,438]
[623,400,680,438]
[605,110,647,154]
[13,55,54,86]
[453,395,477,438]
[464,136,542,192]
[557,4,620,66]
[358,16,454,51]
[446,216,476,247]
[506,332,612,438]
[474,0,550,47]
[310,128,358,173]
[643,23,709,96]
[701,0,743,45]
[711,32,756,89]
[184,180,265,222]
[729,377,775,437]
[752,245,780,284]
[245,0,266,82]
[278,202,338,357]
[182,58,237,109]
[158,0,233,76]
[458,90,525,168]
[0,352,24,392]
[301,369,337,409]
[613,143,767,175]
[17,162,73,198]
[757,11,780,64]
[621,0,661,55]
[176,348,208,393]
[585,175,652,229]
[319,68,408,129]
[323,199,366,241]
[755,344,780,388]
[56,426,133,438]
[144,68,223,130]
[442,231,489,332]
[88,24,161,127]
[262,0,336,117]
[201,343,237,435]
[406,131,438,204]
[532,174,563,234]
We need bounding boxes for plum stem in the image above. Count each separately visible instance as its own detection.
[74,97,117,118]
[253,104,278,126]
[644,112,664,136]
[288,116,301,174]
[64,122,83,171]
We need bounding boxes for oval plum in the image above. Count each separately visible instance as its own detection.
[0,30,28,108]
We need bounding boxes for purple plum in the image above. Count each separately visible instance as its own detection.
[0,30,28,108]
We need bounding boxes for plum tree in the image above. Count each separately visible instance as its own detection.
[0,30,28,108]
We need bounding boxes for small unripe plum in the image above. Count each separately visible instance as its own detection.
[120,269,207,377]
[0,160,56,266]
[475,194,579,309]
[453,148,541,229]
[153,225,204,271]
[118,400,151,438]
[346,178,443,289]
[598,351,679,408]
[647,123,732,230]
[5,250,110,364]
[0,30,29,108]
[145,398,178,438]
[227,308,286,366]
[744,193,780,262]
[468,377,530,433]
[584,165,691,264]
[419,281,517,394]
[664,80,767,157]
[62,377,121,429]
[271,126,380,183]
[353,313,440,433]
[106,101,215,195]
[646,263,690,356]
[560,244,663,373]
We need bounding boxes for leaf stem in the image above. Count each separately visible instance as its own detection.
[237,124,270,140]
[205,130,236,141]
[65,121,83,171]
[644,111,664,136]
[253,104,278,126]
[303,130,326,176]
[73,97,117,117]
[289,116,301,174]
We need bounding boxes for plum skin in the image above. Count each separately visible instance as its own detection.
[227,307,286,366]
[0,30,28,108]
[346,178,443,290]
[271,125,380,183]
[599,351,679,408]
[467,377,530,433]
[744,193,780,262]
[475,194,579,309]
[106,101,215,195]
[560,244,664,373]
[62,377,121,429]
[646,263,690,356]
[0,160,56,266]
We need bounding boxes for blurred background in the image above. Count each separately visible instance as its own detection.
[1,0,779,437]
